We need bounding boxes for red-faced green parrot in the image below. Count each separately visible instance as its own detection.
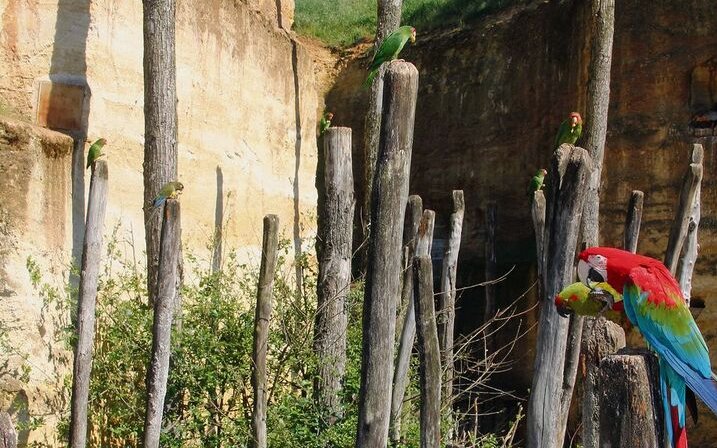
[86,138,107,169]
[319,112,333,136]
[362,25,416,88]
[554,281,625,326]
[527,168,547,198]
[554,112,583,148]
[152,181,184,208]
[577,247,717,448]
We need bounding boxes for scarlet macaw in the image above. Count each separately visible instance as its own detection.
[574,246,717,448]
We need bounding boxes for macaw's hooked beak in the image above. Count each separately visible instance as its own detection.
[554,294,573,319]
[577,258,607,286]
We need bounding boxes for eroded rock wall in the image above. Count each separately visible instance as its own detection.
[328,0,717,443]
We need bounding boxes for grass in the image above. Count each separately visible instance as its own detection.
[294,0,530,47]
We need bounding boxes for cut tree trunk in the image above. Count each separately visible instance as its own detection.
[143,199,181,448]
[69,160,109,448]
[314,127,354,421]
[531,190,547,297]
[527,145,592,448]
[251,215,280,448]
[360,0,403,272]
[413,255,441,448]
[677,144,704,305]
[143,0,178,305]
[665,160,703,274]
[438,190,464,413]
[623,190,644,253]
[356,61,418,448]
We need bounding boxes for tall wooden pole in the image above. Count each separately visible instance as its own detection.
[389,195,424,443]
[314,128,354,420]
[438,190,464,411]
[69,160,108,448]
[677,144,704,305]
[251,215,280,448]
[143,0,178,305]
[414,255,441,448]
[623,190,644,253]
[531,190,547,297]
[527,145,592,448]
[143,199,181,448]
[356,61,418,448]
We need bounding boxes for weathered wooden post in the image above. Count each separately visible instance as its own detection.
[665,154,703,275]
[414,254,441,448]
[527,145,592,448]
[597,350,663,447]
[251,215,280,448]
[69,160,108,448]
[438,190,464,413]
[395,195,423,341]
[0,412,17,448]
[677,143,704,305]
[314,128,354,420]
[623,190,644,253]
[531,190,547,295]
[356,60,418,448]
[390,208,434,442]
[143,199,181,448]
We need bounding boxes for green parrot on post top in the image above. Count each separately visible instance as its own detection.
[527,168,547,197]
[363,25,417,88]
[319,112,333,136]
[554,112,583,148]
[86,138,107,170]
[152,181,184,208]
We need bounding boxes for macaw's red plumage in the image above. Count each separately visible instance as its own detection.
[577,247,717,448]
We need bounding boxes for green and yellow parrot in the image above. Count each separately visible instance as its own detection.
[576,247,717,448]
[527,168,547,198]
[363,25,416,88]
[554,281,625,326]
[152,181,184,208]
[319,112,333,136]
[86,138,107,169]
[554,112,583,148]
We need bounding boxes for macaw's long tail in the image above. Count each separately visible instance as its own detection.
[659,342,717,416]
[659,358,688,448]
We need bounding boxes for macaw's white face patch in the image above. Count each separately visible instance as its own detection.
[577,255,608,286]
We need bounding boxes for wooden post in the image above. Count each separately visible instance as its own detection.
[390,209,434,443]
[142,0,178,305]
[580,317,626,448]
[361,0,404,272]
[356,61,418,448]
[438,190,464,411]
[251,215,280,448]
[69,160,108,448]
[143,199,181,448]
[677,144,704,305]
[623,190,644,253]
[395,195,423,343]
[597,350,663,447]
[314,128,354,420]
[665,161,703,274]
[414,255,441,448]
[484,202,497,351]
[527,145,592,448]
[531,190,547,295]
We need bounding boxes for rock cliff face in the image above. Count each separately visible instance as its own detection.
[0,0,320,443]
[328,0,717,443]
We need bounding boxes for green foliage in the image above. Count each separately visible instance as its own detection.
[293,0,530,47]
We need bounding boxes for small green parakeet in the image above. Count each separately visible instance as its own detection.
[319,112,333,136]
[554,281,624,325]
[86,138,107,169]
[554,112,583,148]
[153,181,184,208]
[527,168,547,197]
[363,25,416,88]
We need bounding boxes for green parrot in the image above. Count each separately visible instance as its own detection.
[527,168,547,197]
[86,138,107,169]
[319,112,333,136]
[554,112,583,148]
[554,281,625,325]
[152,181,184,208]
[363,25,417,88]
